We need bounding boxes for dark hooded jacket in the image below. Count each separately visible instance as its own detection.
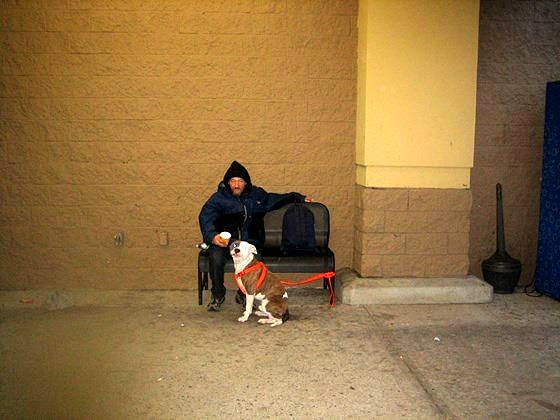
[199,161,305,249]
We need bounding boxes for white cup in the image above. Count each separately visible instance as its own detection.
[219,232,231,242]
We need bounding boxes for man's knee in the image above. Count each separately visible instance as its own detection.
[209,245,228,263]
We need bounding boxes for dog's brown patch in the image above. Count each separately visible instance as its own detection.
[239,260,288,320]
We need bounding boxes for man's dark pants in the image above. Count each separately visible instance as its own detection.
[209,244,230,300]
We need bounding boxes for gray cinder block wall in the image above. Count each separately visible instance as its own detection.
[470,0,560,285]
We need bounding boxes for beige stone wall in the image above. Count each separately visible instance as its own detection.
[0,1,357,289]
[354,186,471,278]
[471,0,560,285]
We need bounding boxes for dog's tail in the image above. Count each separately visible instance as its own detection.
[282,309,289,323]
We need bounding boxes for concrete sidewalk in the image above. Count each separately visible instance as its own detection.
[1,288,559,418]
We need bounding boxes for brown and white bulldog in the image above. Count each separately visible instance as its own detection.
[230,240,289,327]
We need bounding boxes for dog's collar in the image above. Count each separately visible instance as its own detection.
[234,261,267,295]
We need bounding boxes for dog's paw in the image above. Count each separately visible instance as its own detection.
[238,315,249,322]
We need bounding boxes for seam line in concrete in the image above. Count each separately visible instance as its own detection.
[363,305,455,419]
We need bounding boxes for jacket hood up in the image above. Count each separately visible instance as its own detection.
[222,161,252,193]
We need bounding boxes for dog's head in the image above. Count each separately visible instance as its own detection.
[229,240,257,261]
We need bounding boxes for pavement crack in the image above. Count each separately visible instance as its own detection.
[531,399,560,413]
[363,305,455,419]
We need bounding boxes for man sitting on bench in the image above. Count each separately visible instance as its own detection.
[199,161,310,312]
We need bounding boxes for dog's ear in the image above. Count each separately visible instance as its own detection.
[249,244,257,255]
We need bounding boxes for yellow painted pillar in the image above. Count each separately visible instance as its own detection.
[356,0,480,189]
[354,0,480,278]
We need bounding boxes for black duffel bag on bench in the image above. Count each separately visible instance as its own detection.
[197,202,335,305]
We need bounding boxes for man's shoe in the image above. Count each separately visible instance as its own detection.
[235,290,246,306]
[207,295,225,312]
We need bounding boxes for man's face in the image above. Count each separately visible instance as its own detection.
[228,177,246,196]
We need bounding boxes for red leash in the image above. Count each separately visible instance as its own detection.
[280,272,337,307]
[234,261,337,307]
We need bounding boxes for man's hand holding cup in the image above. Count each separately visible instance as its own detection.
[213,231,231,248]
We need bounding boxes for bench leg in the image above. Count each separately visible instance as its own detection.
[324,277,335,289]
[324,275,336,305]
[324,276,335,290]
[324,276,335,291]
[198,270,203,305]
[198,272,210,305]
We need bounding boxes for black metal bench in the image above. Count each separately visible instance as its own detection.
[197,202,335,305]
